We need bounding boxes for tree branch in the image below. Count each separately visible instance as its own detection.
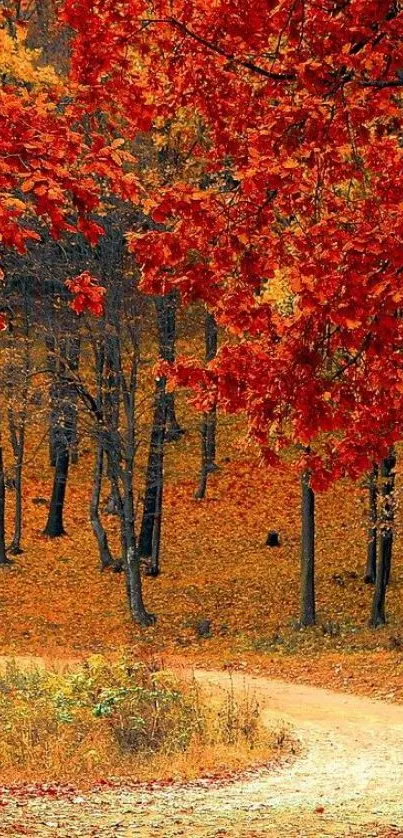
[143,15,402,91]
[144,17,295,81]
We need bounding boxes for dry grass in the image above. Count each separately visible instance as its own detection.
[0,655,288,785]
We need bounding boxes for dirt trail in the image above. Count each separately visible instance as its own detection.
[1,662,403,837]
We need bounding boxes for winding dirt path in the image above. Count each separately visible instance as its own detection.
[1,665,403,837]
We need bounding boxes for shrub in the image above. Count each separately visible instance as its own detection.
[0,656,288,783]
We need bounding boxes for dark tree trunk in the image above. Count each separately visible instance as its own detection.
[148,399,165,577]
[44,337,77,537]
[364,465,378,584]
[138,377,166,565]
[7,283,30,555]
[11,450,23,554]
[68,336,81,465]
[7,410,25,555]
[0,447,9,565]
[99,331,126,559]
[87,336,123,571]
[90,440,114,569]
[195,418,209,501]
[104,334,122,514]
[138,293,182,562]
[155,291,184,442]
[370,533,389,628]
[300,470,315,627]
[46,335,58,467]
[370,452,396,628]
[113,306,154,623]
[110,465,126,560]
[43,443,69,537]
[150,474,163,577]
[47,335,79,468]
[122,472,155,625]
[195,313,218,500]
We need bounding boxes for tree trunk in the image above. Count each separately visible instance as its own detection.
[44,340,76,538]
[7,407,26,555]
[148,422,165,577]
[195,313,218,500]
[138,377,166,561]
[0,447,9,565]
[300,470,315,627]
[364,465,378,584]
[43,442,69,537]
[68,336,81,465]
[7,285,30,555]
[46,335,58,467]
[195,417,209,501]
[90,440,114,569]
[155,292,184,442]
[122,473,155,625]
[104,334,122,513]
[204,313,218,473]
[370,452,396,627]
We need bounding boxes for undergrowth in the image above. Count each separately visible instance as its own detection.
[0,656,288,784]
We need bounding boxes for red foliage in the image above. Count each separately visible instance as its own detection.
[65,272,106,317]
[60,1,403,482]
[0,8,138,282]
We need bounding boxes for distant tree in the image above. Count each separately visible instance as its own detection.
[195,312,218,500]
[370,452,396,628]
[364,466,378,586]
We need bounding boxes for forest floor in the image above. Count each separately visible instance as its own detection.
[0,666,403,837]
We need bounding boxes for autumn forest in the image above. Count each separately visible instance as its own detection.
[1,1,403,836]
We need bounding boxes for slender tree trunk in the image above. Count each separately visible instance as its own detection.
[122,471,155,625]
[88,337,123,571]
[370,452,396,627]
[110,464,126,560]
[150,479,163,577]
[195,313,218,500]
[138,294,182,559]
[148,410,165,577]
[104,334,122,514]
[384,454,396,587]
[195,418,209,501]
[46,335,58,467]
[117,310,155,623]
[7,412,25,555]
[43,443,69,537]
[90,440,114,569]
[155,291,184,442]
[370,534,388,628]
[138,377,166,561]
[7,285,30,555]
[44,339,76,538]
[0,447,9,565]
[364,465,378,584]
[11,449,23,554]
[68,336,81,465]
[300,470,315,626]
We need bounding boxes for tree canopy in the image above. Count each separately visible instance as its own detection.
[59,0,403,485]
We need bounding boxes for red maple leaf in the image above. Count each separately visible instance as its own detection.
[65,271,106,317]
